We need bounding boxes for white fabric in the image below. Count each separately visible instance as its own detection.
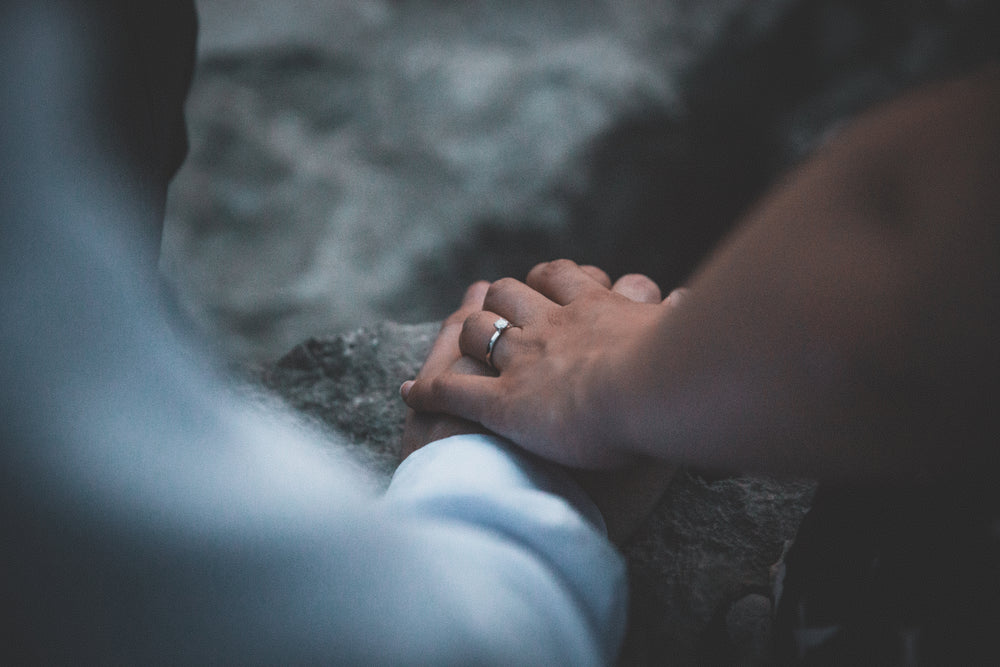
[386,434,627,664]
[0,9,627,663]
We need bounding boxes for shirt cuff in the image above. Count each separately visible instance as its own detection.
[385,433,607,535]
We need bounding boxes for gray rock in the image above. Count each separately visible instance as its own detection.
[164,1,998,361]
[254,321,816,665]
[255,321,438,485]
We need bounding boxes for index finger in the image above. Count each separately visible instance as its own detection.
[416,281,489,380]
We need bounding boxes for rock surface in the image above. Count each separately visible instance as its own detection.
[165,1,999,360]
[255,321,815,665]
[258,321,439,484]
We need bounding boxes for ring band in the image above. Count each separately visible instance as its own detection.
[486,317,511,369]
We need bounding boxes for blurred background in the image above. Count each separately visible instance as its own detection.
[162,0,999,361]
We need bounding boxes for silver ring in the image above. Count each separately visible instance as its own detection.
[486,317,511,369]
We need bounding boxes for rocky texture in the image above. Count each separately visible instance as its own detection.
[255,321,816,665]
[257,321,439,485]
[165,0,1000,360]
[621,474,812,665]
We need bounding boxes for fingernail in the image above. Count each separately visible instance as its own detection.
[399,381,412,400]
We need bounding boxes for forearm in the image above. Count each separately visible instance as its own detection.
[620,65,1000,482]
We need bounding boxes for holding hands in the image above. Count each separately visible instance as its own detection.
[401,259,685,470]
[404,66,1000,507]
[399,281,493,459]
[401,259,684,541]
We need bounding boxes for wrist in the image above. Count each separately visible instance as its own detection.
[586,307,676,466]
[401,411,489,460]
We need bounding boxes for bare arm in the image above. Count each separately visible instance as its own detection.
[403,65,1000,484]
[621,64,1000,481]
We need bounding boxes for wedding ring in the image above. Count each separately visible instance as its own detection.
[486,317,511,369]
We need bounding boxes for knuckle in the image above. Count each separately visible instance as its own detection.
[527,258,574,286]
[547,258,577,275]
[618,272,649,285]
[613,273,663,303]
[425,375,446,403]
[666,287,690,305]
[580,265,612,286]
[461,310,483,330]
[527,260,551,277]
[486,276,519,303]
[545,306,566,328]
[622,272,659,290]
[403,382,425,409]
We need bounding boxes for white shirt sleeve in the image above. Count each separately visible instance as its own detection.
[0,10,627,662]
[383,434,628,665]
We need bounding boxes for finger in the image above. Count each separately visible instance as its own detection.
[458,310,524,370]
[456,280,490,315]
[451,353,492,378]
[611,273,662,304]
[415,321,463,380]
[439,280,491,329]
[526,259,609,305]
[418,281,490,379]
[400,373,497,426]
[579,265,612,288]
[481,277,555,325]
[663,287,690,308]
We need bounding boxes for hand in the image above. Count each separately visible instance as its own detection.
[402,259,685,469]
[400,282,492,460]
[403,262,680,541]
[552,266,679,543]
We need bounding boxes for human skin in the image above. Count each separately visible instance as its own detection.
[401,273,679,542]
[402,64,1000,485]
